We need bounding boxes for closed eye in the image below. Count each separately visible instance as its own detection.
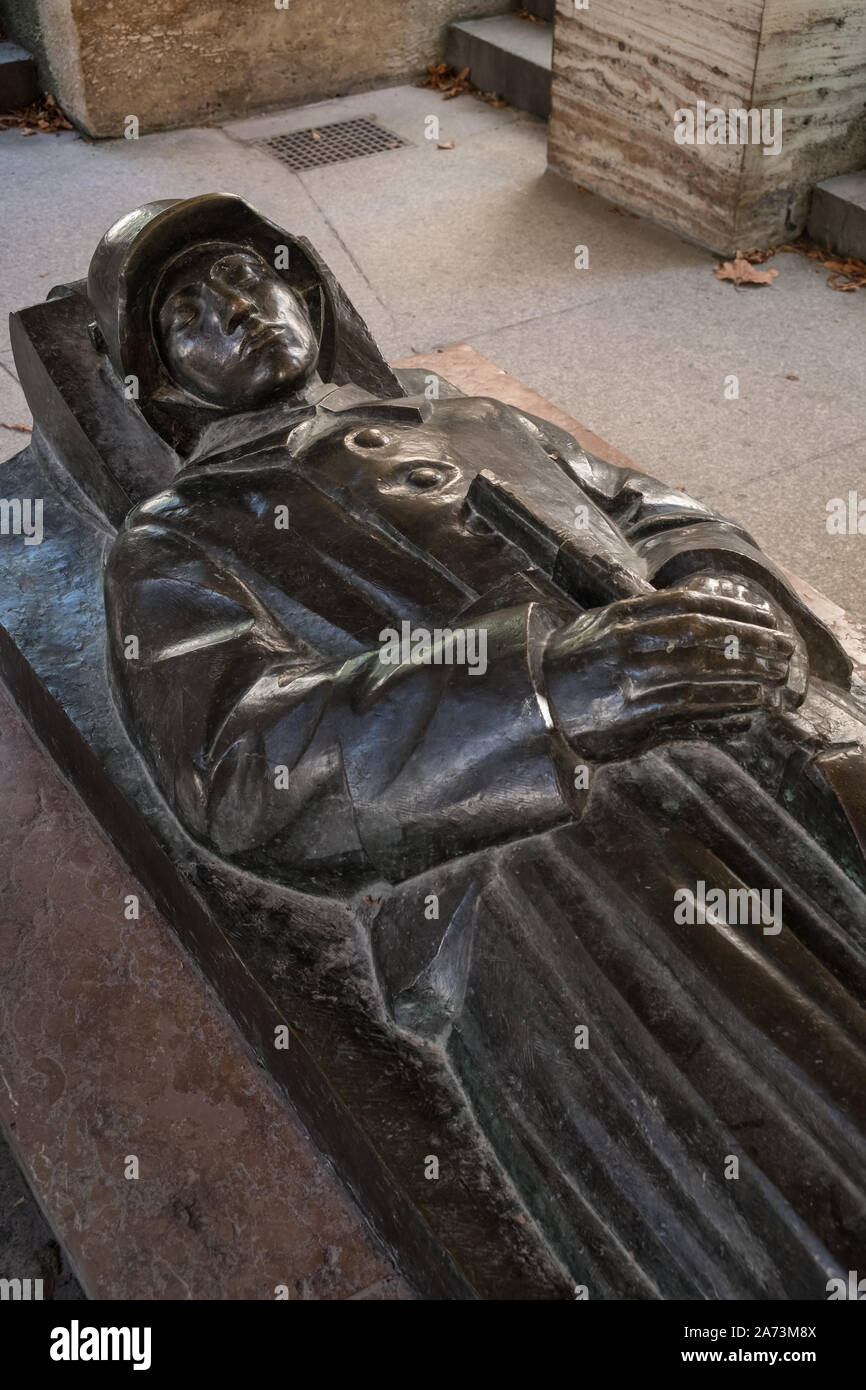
[171,302,197,328]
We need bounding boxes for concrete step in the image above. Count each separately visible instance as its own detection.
[0,42,39,109]
[446,13,553,120]
[807,172,866,262]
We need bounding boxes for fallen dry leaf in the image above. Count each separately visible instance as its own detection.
[0,91,74,134]
[437,140,455,150]
[715,253,778,287]
[738,238,866,292]
[1,422,32,433]
[824,256,866,291]
[417,60,508,108]
[418,60,472,100]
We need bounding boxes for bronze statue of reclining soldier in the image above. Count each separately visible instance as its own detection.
[14,194,866,1297]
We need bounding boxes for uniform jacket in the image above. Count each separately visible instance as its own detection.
[104,391,850,890]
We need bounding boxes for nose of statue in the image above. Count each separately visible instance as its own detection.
[225,293,255,334]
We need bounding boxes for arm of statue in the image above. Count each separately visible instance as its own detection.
[517,408,851,687]
[105,519,793,884]
[105,520,572,883]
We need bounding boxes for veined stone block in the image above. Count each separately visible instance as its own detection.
[548,0,866,252]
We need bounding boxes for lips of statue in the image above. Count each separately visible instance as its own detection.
[157,250,319,409]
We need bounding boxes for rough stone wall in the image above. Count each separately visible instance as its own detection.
[548,0,866,253]
[0,0,506,137]
[1,0,48,81]
[1,0,41,54]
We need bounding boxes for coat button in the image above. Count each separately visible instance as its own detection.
[350,427,390,448]
[406,466,444,489]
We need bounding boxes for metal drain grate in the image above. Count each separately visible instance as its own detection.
[256,118,409,172]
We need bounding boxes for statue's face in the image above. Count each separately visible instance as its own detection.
[157,248,319,408]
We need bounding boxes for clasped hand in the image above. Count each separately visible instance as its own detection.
[543,586,795,761]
